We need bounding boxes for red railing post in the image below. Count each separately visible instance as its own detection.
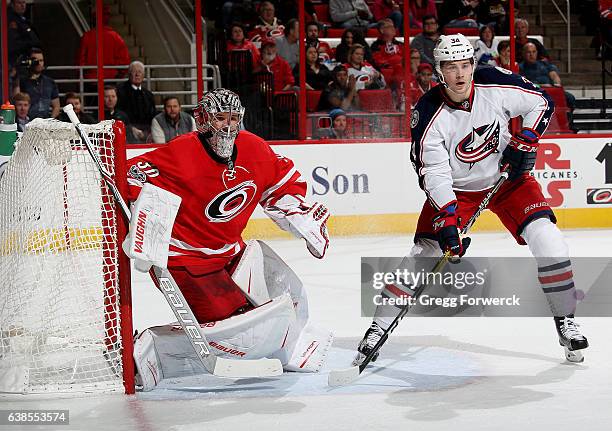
[195,0,204,99]
[97,0,105,120]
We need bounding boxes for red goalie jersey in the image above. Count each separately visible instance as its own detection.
[126,130,306,274]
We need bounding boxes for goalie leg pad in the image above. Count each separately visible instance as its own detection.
[283,322,334,373]
[133,329,163,392]
[230,240,271,306]
[141,294,297,379]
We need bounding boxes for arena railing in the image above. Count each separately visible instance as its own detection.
[46,63,221,112]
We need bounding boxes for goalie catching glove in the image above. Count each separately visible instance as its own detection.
[264,195,330,258]
[501,128,539,181]
[122,183,182,272]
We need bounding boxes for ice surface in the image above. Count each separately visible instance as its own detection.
[2,230,612,431]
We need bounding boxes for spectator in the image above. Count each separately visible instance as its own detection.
[306,21,332,61]
[589,0,612,59]
[151,97,197,144]
[410,0,438,29]
[371,0,403,32]
[7,0,41,67]
[12,47,60,119]
[439,0,480,29]
[318,65,360,111]
[293,44,333,90]
[410,15,441,66]
[410,63,437,106]
[116,61,157,142]
[255,39,295,92]
[77,5,130,80]
[12,92,30,132]
[317,108,349,139]
[477,0,511,35]
[514,18,549,63]
[103,85,130,125]
[519,42,576,129]
[371,19,404,71]
[226,22,261,67]
[335,28,373,64]
[494,40,517,70]
[57,93,96,124]
[345,44,386,90]
[474,25,499,66]
[276,19,299,69]
[329,0,374,29]
[371,18,404,93]
[255,1,283,34]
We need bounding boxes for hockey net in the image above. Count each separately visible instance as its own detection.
[0,118,134,395]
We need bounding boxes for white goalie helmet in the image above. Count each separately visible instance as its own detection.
[433,33,475,87]
[193,88,245,158]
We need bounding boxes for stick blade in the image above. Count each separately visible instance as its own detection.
[213,357,283,378]
[328,366,360,387]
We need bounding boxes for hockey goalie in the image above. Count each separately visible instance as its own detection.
[123,88,333,391]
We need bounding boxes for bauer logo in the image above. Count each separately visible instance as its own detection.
[311,166,370,195]
[587,188,612,205]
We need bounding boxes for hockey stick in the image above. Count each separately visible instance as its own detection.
[328,168,510,387]
[63,105,283,379]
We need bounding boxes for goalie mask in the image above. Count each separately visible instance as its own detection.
[433,34,475,90]
[193,88,245,159]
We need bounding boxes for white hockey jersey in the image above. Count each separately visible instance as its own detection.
[410,66,554,209]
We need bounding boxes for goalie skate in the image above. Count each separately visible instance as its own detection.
[352,322,384,366]
[554,315,588,363]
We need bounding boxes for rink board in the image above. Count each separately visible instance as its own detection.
[126,135,612,237]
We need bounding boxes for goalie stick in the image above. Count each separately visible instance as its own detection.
[63,105,283,379]
[328,168,510,387]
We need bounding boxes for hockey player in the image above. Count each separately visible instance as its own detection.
[124,88,333,390]
[354,34,588,365]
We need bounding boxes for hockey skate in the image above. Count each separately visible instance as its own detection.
[353,322,385,366]
[554,314,589,363]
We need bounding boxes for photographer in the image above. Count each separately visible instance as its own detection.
[12,48,60,119]
[7,0,41,67]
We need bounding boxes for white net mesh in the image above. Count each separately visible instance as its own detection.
[0,118,125,394]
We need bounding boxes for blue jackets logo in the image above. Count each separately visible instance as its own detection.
[455,121,500,166]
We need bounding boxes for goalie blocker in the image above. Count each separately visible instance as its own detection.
[134,240,333,391]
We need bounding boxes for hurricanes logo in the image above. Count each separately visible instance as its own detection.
[455,121,500,167]
[205,181,257,222]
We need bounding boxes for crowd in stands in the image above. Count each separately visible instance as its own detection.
[9,0,608,141]
[217,0,586,137]
[5,0,200,144]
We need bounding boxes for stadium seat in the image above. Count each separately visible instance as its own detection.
[326,28,345,38]
[358,89,395,112]
[542,86,574,133]
[273,91,298,139]
[227,50,253,89]
[442,27,479,36]
[314,4,332,26]
[307,90,323,112]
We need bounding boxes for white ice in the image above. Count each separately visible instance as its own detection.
[3,230,612,431]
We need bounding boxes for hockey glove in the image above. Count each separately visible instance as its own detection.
[432,201,471,257]
[501,129,539,181]
[264,195,330,259]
